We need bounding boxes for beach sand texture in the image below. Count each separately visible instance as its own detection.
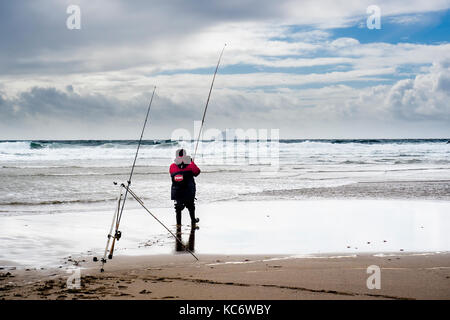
[1,200,449,300]
[1,253,449,300]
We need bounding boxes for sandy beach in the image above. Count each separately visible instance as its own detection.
[1,199,450,300]
[1,252,449,300]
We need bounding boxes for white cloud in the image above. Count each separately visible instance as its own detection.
[330,38,360,49]
[387,61,450,119]
[273,0,450,28]
[345,61,450,120]
[388,14,424,25]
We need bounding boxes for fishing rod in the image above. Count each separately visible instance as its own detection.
[193,44,226,161]
[117,86,157,225]
[109,86,157,259]
[94,86,156,271]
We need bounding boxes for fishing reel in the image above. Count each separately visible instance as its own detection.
[105,230,122,241]
[92,230,122,262]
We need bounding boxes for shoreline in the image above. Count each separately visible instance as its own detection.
[1,252,449,300]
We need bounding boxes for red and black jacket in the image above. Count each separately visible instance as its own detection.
[169,161,200,201]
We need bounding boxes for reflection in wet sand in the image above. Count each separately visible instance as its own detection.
[175,224,197,253]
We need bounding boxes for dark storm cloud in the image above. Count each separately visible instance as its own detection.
[17,87,121,119]
[0,86,121,126]
[0,85,204,126]
[0,84,212,138]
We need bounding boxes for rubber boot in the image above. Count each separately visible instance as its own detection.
[186,202,199,225]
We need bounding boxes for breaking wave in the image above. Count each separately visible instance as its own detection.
[1,198,116,206]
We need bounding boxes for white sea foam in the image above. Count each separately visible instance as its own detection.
[0,140,449,165]
[0,140,449,216]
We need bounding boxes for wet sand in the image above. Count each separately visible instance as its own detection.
[1,200,449,300]
[1,252,449,300]
[245,180,450,201]
[2,200,450,267]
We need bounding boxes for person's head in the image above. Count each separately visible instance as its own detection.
[174,148,192,166]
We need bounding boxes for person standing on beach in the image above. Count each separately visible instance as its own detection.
[169,149,201,226]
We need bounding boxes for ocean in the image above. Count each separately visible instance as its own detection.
[1,139,449,216]
[1,139,450,267]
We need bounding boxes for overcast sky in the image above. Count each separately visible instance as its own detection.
[0,0,449,139]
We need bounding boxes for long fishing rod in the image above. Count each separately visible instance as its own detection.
[193,44,226,161]
[118,87,156,221]
[107,86,156,260]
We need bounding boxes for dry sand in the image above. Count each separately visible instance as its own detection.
[1,252,449,300]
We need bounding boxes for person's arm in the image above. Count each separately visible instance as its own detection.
[190,161,200,177]
[169,163,177,175]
